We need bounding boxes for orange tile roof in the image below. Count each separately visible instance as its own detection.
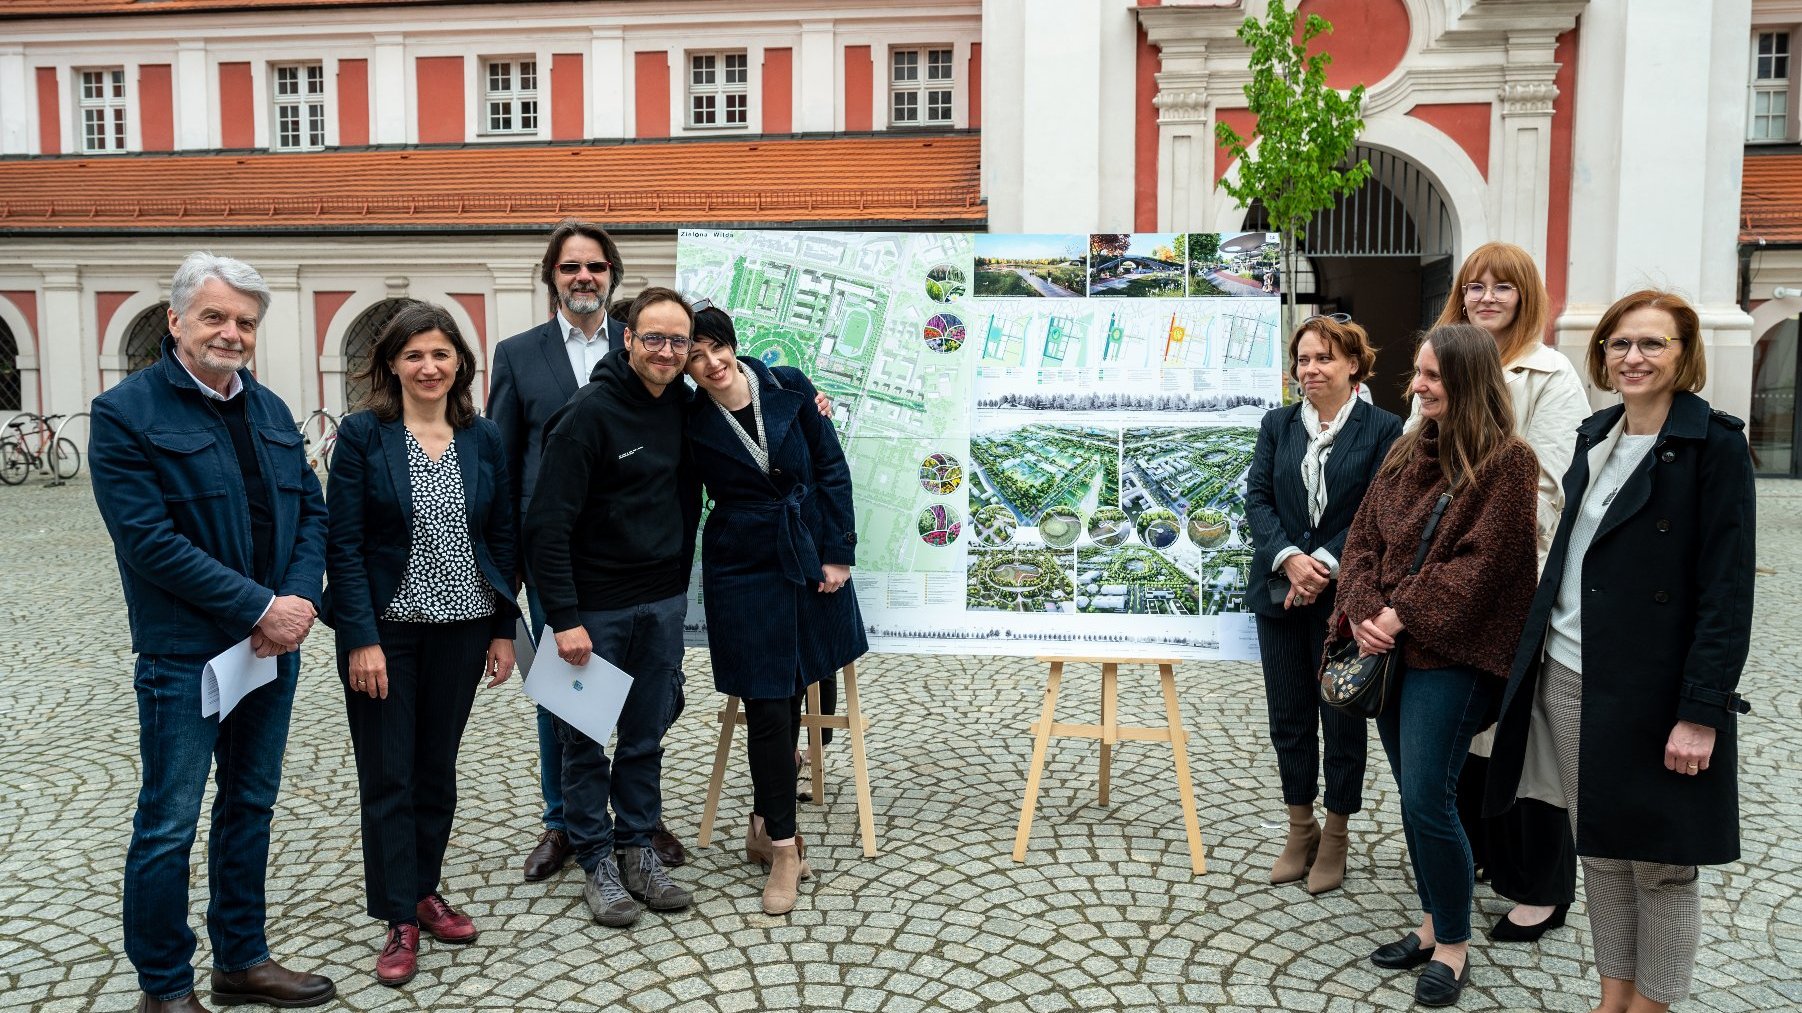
[0,134,984,233]
[0,0,463,17]
[1741,151,1802,245]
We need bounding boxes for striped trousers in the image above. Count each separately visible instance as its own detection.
[1255,597,1367,814]
[1544,656,1700,1004]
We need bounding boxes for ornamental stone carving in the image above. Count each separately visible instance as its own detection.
[1153,89,1210,124]
[1499,81,1559,116]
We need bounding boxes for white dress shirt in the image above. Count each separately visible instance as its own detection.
[559,310,609,386]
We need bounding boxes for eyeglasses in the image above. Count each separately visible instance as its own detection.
[634,331,691,353]
[556,260,612,276]
[1462,282,1518,300]
[1302,312,1351,325]
[690,297,714,313]
[1600,336,1678,358]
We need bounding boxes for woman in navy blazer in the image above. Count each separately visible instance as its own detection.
[322,302,518,987]
[683,307,867,917]
[1244,314,1402,894]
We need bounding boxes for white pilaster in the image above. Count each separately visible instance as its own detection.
[796,20,836,133]
[38,265,86,415]
[489,263,540,373]
[1019,1,1103,231]
[1493,31,1561,267]
[978,0,1024,229]
[256,267,306,413]
[591,27,626,138]
[174,40,208,150]
[371,34,407,144]
[0,47,26,156]
[1152,36,1212,232]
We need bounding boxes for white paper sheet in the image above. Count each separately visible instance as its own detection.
[201,637,278,719]
[523,625,633,747]
[1214,611,1262,661]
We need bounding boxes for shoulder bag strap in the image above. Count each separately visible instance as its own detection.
[1408,492,1453,575]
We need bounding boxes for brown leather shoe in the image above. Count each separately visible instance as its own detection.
[137,992,209,1012]
[523,827,571,882]
[209,958,335,1008]
[650,820,687,868]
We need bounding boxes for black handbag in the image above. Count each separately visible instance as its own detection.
[1318,492,1452,718]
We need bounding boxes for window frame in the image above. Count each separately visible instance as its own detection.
[270,61,328,152]
[479,56,540,137]
[1749,30,1793,143]
[686,49,750,130]
[888,46,955,129]
[75,66,129,154]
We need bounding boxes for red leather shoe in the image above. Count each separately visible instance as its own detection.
[375,924,418,987]
[415,893,479,944]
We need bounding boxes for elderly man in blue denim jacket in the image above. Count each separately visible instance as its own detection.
[90,252,334,1013]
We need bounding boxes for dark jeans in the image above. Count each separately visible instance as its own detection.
[525,586,565,832]
[1375,663,1498,945]
[554,593,686,874]
[745,693,805,840]
[341,618,489,923]
[1457,754,1577,906]
[1256,597,1366,813]
[124,651,299,1001]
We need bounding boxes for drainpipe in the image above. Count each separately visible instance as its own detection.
[1738,237,1761,311]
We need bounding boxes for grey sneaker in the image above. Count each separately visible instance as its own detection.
[619,844,693,911]
[583,856,641,927]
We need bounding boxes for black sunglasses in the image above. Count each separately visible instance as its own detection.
[556,260,612,276]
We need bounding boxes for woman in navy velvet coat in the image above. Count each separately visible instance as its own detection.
[683,306,866,916]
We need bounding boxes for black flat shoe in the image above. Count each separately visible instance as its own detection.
[1487,903,1568,943]
[1370,931,1436,970]
[1414,956,1471,1007]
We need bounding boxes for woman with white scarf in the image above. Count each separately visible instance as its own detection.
[1244,314,1403,893]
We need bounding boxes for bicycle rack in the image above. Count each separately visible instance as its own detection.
[44,411,90,488]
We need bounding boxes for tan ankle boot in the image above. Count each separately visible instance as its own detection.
[745,815,773,868]
[761,835,813,915]
[1307,811,1349,894]
[1269,804,1320,884]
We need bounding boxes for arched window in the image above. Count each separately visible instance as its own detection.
[342,298,418,410]
[0,319,18,411]
[125,302,170,375]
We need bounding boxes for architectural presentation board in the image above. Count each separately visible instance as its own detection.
[676,230,1284,659]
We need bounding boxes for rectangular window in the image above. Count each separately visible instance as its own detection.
[482,57,539,135]
[1750,31,1792,141]
[688,51,748,128]
[890,47,953,128]
[271,62,326,150]
[77,67,128,153]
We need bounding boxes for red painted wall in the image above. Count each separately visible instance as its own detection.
[219,62,254,148]
[844,45,872,132]
[416,56,465,143]
[138,65,173,151]
[449,293,487,350]
[1134,26,1158,230]
[95,292,135,352]
[551,53,584,141]
[0,292,39,350]
[1298,0,1410,90]
[1214,108,1258,181]
[1406,102,1491,180]
[35,68,59,155]
[313,291,354,356]
[337,59,369,146]
[1545,26,1580,341]
[633,51,670,139]
[968,43,982,129]
[762,48,793,134]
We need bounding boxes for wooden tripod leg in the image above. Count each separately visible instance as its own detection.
[806,681,826,807]
[1159,663,1206,875]
[697,695,741,849]
[1099,662,1117,806]
[840,662,878,857]
[1013,660,1064,862]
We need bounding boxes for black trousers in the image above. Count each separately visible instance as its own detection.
[744,693,805,841]
[1456,753,1577,906]
[1256,596,1367,814]
[341,618,489,923]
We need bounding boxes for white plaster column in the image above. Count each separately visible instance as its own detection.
[1151,38,1213,232]
[489,263,540,375]
[1557,0,1755,417]
[0,46,26,156]
[37,265,87,415]
[796,20,836,134]
[1493,31,1561,268]
[978,0,1024,229]
[371,34,407,144]
[174,40,208,150]
[591,27,626,138]
[1018,1,1105,231]
[256,266,307,414]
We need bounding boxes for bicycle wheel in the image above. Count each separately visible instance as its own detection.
[0,439,29,485]
[51,437,81,479]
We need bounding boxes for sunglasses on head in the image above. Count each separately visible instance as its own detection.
[556,260,612,276]
[1303,312,1351,325]
[690,297,714,313]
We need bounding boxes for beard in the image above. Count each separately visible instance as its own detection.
[562,289,603,315]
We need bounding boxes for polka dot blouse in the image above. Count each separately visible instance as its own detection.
[381,430,496,623]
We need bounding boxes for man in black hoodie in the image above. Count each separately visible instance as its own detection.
[524,287,701,927]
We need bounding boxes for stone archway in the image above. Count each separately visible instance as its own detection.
[123,302,170,376]
[340,298,419,411]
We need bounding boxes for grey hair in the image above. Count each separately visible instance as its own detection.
[169,252,272,319]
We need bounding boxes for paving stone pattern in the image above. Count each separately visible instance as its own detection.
[1,479,1798,1012]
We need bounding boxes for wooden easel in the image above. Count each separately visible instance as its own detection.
[696,661,879,857]
[1011,656,1206,874]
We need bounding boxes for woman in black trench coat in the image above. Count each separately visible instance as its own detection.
[1486,290,1755,1013]
[683,306,867,917]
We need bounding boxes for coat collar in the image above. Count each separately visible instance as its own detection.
[688,356,807,480]
[533,319,580,400]
[155,334,261,401]
[1576,389,1709,444]
[375,416,414,520]
[1505,342,1571,380]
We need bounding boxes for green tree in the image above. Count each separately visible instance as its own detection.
[1215,0,1371,335]
[1180,232,1222,267]
[1090,233,1131,259]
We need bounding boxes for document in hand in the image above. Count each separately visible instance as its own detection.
[523,626,634,747]
[512,617,537,692]
[202,637,278,719]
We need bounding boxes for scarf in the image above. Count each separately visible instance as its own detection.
[710,362,771,474]
[1299,396,1356,525]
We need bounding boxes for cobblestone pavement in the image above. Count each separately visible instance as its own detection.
[1,478,1798,1013]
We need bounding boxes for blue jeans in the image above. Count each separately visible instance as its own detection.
[553,594,686,873]
[525,585,565,832]
[124,651,299,1000]
[1375,663,1498,945]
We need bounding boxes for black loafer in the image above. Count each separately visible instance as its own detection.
[1415,957,1471,1007]
[1370,931,1436,969]
[1487,903,1568,943]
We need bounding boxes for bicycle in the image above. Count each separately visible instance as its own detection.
[1,413,80,485]
[299,408,339,480]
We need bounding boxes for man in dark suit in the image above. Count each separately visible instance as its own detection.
[90,253,335,1013]
[489,219,687,880]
